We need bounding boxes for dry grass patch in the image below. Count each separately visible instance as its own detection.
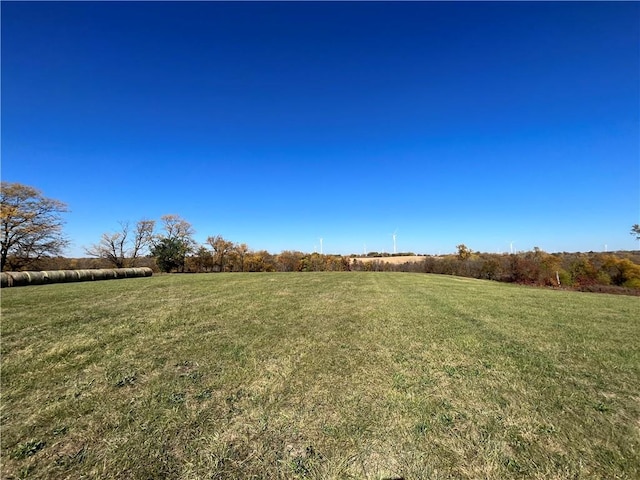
[353,255,425,264]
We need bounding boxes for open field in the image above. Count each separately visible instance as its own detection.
[352,256,425,264]
[2,272,639,479]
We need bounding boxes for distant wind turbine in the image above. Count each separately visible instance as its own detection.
[392,229,398,254]
[319,237,323,255]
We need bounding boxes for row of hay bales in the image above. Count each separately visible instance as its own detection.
[0,267,153,288]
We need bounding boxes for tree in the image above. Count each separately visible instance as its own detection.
[233,243,249,272]
[631,224,640,241]
[161,214,195,243]
[131,219,156,263]
[207,235,235,272]
[456,244,472,261]
[1,182,69,271]
[276,250,304,272]
[191,246,213,272]
[85,219,155,268]
[150,215,195,272]
[150,237,190,273]
[244,250,276,272]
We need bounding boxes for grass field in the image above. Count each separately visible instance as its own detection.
[1,272,639,479]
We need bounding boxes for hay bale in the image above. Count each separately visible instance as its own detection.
[0,266,153,287]
[25,271,48,285]
[63,270,80,282]
[76,270,95,281]
[130,268,144,277]
[133,267,153,277]
[46,271,66,284]
[120,268,135,278]
[124,267,153,278]
[91,269,107,281]
[7,272,30,287]
[102,269,117,280]
[0,273,12,288]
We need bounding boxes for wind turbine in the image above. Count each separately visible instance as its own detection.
[319,237,323,255]
[392,229,398,254]
[510,241,514,255]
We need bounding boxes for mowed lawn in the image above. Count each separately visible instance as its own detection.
[1,272,639,479]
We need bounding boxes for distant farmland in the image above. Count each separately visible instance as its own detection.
[352,255,425,264]
[2,272,638,479]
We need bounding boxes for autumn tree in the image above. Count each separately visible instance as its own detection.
[85,219,155,268]
[244,250,276,272]
[1,182,69,271]
[277,250,304,272]
[233,243,249,272]
[456,244,472,261]
[207,235,235,272]
[191,246,214,273]
[150,215,195,272]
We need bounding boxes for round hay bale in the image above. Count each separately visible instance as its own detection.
[132,267,153,277]
[102,269,117,280]
[91,269,107,281]
[63,270,80,282]
[26,271,47,285]
[76,270,95,282]
[46,271,66,284]
[8,272,30,287]
[102,269,114,280]
[1,273,13,288]
[129,267,142,277]
[121,268,135,278]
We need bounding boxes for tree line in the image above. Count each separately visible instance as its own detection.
[356,246,640,295]
[84,213,353,274]
[2,182,639,294]
[0,182,354,274]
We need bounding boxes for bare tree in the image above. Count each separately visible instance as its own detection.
[86,219,156,268]
[1,182,69,271]
[161,214,195,242]
[86,223,129,268]
[131,219,155,262]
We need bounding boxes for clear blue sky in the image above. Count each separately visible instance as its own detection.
[2,1,639,256]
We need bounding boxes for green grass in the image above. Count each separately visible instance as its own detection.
[1,272,639,479]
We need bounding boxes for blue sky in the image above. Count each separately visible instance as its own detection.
[2,1,639,256]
